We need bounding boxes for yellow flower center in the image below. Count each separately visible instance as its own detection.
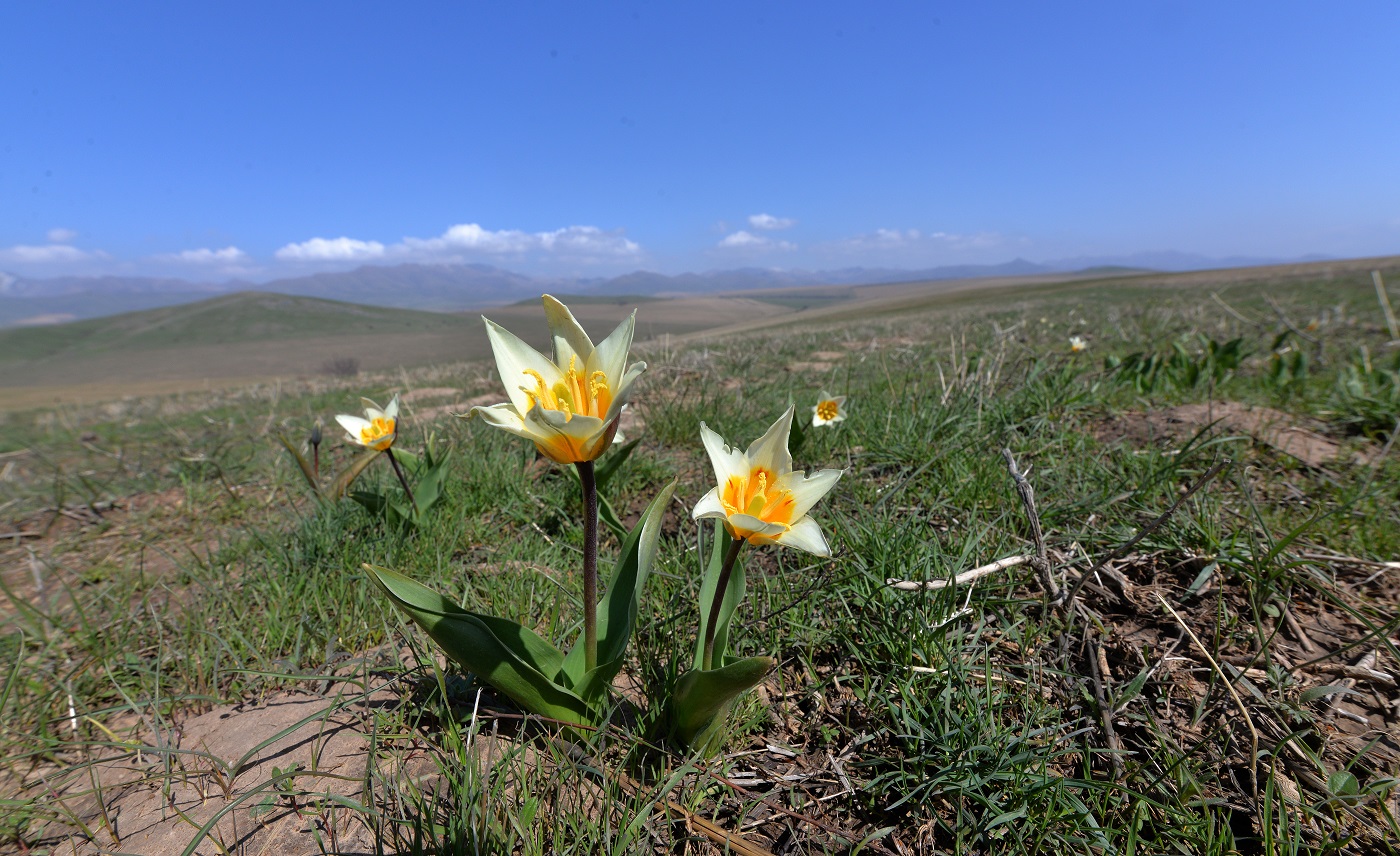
[521,355,612,422]
[360,417,395,450]
[816,400,841,421]
[720,467,796,532]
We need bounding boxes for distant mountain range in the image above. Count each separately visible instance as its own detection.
[0,251,1335,328]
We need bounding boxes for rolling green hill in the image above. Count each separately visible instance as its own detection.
[0,291,467,364]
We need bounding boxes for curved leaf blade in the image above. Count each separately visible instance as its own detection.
[363,564,591,724]
[670,656,775,752]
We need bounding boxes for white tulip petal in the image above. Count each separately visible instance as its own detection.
[359,398,386,421]
[336,414,371,442]
[776,468,843,520]
[469,402,526,428]
[589,311,636,386]
[384,395,400,419]
[746,406,794,476]
[692,488,728,521]
[771,517,831,556]
[603,360,647,423]
[727,513,789,538]
[483,317,563,414]
[700,422,748,486]
[542,294,594,368]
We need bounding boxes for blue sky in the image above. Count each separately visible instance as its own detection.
[2,2,1397,281]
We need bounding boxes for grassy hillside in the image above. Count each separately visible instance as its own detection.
[2,265,1399,853]
[0,291,466,361]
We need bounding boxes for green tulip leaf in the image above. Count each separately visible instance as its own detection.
[670,656,776,752]
[275,433,320,494]
[562,480,677,704]
[692,524,746,670]
[363,563,593,725]
[330,448,382,500]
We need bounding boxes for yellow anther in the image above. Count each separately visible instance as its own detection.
[522,368,547,390]
[590,371,609,394]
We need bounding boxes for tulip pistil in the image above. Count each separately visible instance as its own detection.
[721,468,797,536]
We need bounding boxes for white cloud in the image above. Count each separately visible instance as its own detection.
[536,225,641,257]
[46,227,78,243]
[748,213,795,231]
[718,230,796,251]
[0,272,16,292]
[275,237,387,262]
[157,246,250,265]
[0,244,96,264]
[401,223,641,259]
[720,230,765,248]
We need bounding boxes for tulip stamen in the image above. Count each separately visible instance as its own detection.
[359,417,396,451]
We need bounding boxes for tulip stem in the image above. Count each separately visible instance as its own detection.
[577,460,599,673]
[385,448,417,510]
[702,535,746,671]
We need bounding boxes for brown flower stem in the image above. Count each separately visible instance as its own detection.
[385,448,417,509]
[702,535,747,671]
[577,460,599,672]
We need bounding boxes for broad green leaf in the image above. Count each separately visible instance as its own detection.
[670,656,775,753]
[414,462,448,515]
[330,448,382,500]
[692,523,746,670]
[275,433,320,494]
[1327,770,1361,798]
[562,480,678,704]
[363,564,592,725]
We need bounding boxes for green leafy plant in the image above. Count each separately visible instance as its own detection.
[667,406,841,756]
[364,480,676,726]
[1330,346,1400,438]
[1106,334,1249,393]
[348,434,452,528]
[275,422,380,501]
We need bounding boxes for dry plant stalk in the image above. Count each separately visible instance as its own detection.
[1374,270,1400,341]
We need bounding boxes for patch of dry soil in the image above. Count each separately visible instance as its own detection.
[1097,401,1368,468]
[65,689,411,856]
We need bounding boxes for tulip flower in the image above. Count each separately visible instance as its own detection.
[1069,336,1088,353]
[692,406,841,671]
[336,396,400,451]
[694,405,842,556]
[470,295,645,465]
[336,395,414,506]
[811,392,847,428]
[468,295,647,671]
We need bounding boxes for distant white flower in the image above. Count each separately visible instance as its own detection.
[693,406,842,556]
[336,395,400,451]
[811,392,847,428]
[1069,336,1088,353]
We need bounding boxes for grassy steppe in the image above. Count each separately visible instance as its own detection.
[1,262,1399,854]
